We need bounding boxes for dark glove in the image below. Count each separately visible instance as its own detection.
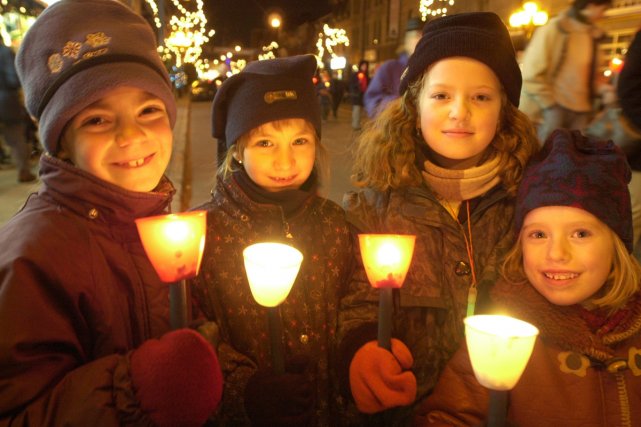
[349,338,416,414]
[244,355,315,427]
[130,329,223,427]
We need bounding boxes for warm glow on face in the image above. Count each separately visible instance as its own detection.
[359,234,416,288]
[135,211,207,282]
[243,242,303,307]
[465,315,539,390]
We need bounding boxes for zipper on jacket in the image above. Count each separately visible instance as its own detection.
[614,372,632,427]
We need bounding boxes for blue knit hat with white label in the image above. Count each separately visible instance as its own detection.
[211,54,321,149]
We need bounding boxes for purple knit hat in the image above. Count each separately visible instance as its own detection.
[16,0,176,155]
[515,129,633,252]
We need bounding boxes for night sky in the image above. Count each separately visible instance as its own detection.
[205,0,332,47]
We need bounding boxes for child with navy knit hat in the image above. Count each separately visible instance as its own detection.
[338,12,540,425]
[0,0,222,425]
[189,54,354,425]
[416,128,641,426]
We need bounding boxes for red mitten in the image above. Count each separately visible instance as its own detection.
[349,338,417,414]
[130,329,223,427]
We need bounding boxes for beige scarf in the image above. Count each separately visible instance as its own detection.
[422,154,503,217]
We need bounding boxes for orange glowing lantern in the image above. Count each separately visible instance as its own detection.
[358,234,416,349]
[135,211,206,282]
[135,211,207,329]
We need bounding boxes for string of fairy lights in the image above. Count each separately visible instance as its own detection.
[419,0,452,20]
[139,0,443,76]
[315,24,350,68]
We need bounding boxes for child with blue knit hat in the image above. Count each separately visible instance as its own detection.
[0,0,222,425]
[416,129,641,426]
[190,54,354,425]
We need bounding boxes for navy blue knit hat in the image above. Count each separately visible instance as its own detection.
[16,0,176,155]
[211,54,321,149]
[515,129,633,252]
[399,12,522,107]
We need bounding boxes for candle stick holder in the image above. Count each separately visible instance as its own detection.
[135,211,207,330]
[243,242,303,374]
[464,314,539,427]
[358,234,415,350]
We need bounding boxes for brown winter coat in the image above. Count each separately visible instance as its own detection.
[190,174,354,426]
[416,279,641,427]
[338,183,515,426]
[0,155,174,426]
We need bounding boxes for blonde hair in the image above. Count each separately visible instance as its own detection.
[351,70,539,195]
[217,118,327,185]
[501,228,641,313]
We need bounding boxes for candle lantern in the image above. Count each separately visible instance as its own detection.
[135,211,207,330]
[358,234,416,350]
[464,314,539,427]
[243,242,303,373]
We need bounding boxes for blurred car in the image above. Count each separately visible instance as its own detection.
[190,79,219,102]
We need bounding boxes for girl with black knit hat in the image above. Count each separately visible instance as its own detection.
[0,0,222,425]
[338,12,539,425]
[189,54,354,426]
[417,129,641,426]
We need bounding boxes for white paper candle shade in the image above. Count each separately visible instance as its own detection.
[464,315,539,391]
[243,242,304,307]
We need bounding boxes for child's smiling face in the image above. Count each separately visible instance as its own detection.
[521,205,615,307]
[59,86,173,192]
[416,57,503,170]
[237,118,317,192]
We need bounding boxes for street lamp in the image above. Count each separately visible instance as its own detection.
[268,12,282,31]
[266,10,283,49]
[509,2,548,40]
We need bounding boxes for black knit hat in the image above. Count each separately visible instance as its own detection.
[399,12,522,107]
[212,54,321,150]
[515,129,633,252]
[16,0,176,155]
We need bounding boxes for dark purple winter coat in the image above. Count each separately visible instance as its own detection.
[0,155,174,426]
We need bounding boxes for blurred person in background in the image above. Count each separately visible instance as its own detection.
[519,0,612,143]
[349,59,369,131]
[0,41,36,182]
[364,17,423,118]
[617,28,641,255]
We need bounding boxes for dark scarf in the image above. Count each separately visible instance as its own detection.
[233,168,318,218]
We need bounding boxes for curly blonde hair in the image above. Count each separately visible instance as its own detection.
[351,71,539,195]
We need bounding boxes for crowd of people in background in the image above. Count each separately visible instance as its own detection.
[2,0,641,425]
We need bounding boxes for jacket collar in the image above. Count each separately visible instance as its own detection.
[38,154,174,226]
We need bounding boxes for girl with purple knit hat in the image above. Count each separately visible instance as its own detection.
[417,129,641,426]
